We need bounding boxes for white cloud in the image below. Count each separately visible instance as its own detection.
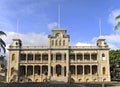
[107,43,117,50]
[2,31,48,47]
[48,22,58,30]
[75,33,120,49]
[108,9,120,26]
[1,31,48,60]
[75,42,94,46]
[3,32,120,50]
[103,34,120,43]
[92,34,120,49]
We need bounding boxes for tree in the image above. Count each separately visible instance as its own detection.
[109,50,120,79]
[0,31,6,53]
[115,15,120,30]
[0,55,6,73]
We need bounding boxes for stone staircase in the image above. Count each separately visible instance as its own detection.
[50,76,67,82]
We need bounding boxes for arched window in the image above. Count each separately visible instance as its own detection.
[11,67,15,76]
[59,40,61,46]
[55,40,57,46]
[56,33,60,37]
[12,54,15,61]
[52,40,54,46]
[102,53,105,57]
[102,53,106,60]
[103,67,106,75]
[63,40,65,46]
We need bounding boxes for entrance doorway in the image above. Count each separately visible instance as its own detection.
[56,65,62,76]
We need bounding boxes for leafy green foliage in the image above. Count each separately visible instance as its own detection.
[115,15,120,20]
[110,50,120,79]
[0,55,5,61]
[109,50,120,66]
[0,31,6,53]
[115,22,120,30]
[115,15,120,30]
[0,31,6,36]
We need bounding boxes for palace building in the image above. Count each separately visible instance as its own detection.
[7,29,111,83]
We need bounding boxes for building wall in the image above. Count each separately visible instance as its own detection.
[7,29,111,83]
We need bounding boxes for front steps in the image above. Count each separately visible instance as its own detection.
[50,76,68,82]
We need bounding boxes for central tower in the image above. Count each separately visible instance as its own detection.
[48,29,70,48]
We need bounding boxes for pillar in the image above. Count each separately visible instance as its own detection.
[62,67,64,76]
[83,65,84,75]
[25,66,27,76]
[41,53,42,62]
[90,53,91,61]
[48,50,51,77]
[90,65,92,75]
[66,51,69,78]
[53,66,56,76]
[53,53,56,62]
[75,65,77,75]
[33,65,34,75]
[33,53,35,62]
[40,66,42,75]
[26,53,28,63]
[83,53,84,61]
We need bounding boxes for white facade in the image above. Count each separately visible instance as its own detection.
[7,29,111,83]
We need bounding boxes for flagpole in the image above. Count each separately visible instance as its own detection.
[58,1,60,28]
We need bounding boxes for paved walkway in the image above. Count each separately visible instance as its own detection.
[0,82,119,87]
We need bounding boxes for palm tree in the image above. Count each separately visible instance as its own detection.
[0,31,6,53]
[115,15,120,30]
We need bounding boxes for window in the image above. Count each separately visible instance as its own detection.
[12,54,15,61]
[59,40,61,46]
[103,67,106,75]
[52,40,54,46]
[28,54,33,61]
[56,33,61,38]
[63,40,65,46]
[102,53,105,57]
[11,67,15,76]
[102,53,106,60]
[20,54,26,61]
[55,40,57,46]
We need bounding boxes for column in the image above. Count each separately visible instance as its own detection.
[62,67,64,76]
[26,65,27,76]
[66,51,69,78]
[25,66,27,82]
[90,65,92,75]
[97,50,101,81]
[75,65,77,75]
[40,66,42,75]
[33,66,35,82]
[75,53,77,62]
[83,65,85,82]
[53,66,56,76]
[33,65,34,76]
[90,53,91,61]
[83,53,84,61]
[83,65,84,75]
[48,50,51,77]
[41,53,42,62]
[53,53,56,62]
[26,53,28,63]
[33,53,35,62]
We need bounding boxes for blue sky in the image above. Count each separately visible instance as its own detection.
[1,0,120,50]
